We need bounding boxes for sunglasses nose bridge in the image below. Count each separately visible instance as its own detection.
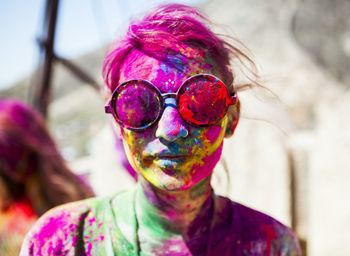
[155,98,189,142]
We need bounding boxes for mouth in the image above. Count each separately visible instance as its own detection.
[155,154,188,160]
[143,149,190,160]
[153,155,189,166]
[153,156,187,174]
[143,153,189,170]
[142,145,192,168]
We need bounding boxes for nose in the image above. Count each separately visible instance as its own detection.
[155,98,189,142]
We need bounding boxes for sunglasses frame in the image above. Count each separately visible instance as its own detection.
[105,73,237,130]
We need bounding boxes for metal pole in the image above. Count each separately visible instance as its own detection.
[55,55,100,91]
[32,0,59,117]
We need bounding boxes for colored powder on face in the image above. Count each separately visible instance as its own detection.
[190,142,224,184]
[165,52,187,73]
[116,47,229,191]
[203,125,222,144]
[156,98,188,141]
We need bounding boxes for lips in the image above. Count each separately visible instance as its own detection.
[153,155,188,172]
[155,154,188,159]
[143,152,190,167]
[142,141,193,162]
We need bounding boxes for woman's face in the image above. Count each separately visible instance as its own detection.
[117,48,229,191]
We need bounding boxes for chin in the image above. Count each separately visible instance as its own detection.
[145,168,210,192]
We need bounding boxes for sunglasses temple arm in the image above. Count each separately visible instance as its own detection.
[227,92,238,105]
[105,103,113,114]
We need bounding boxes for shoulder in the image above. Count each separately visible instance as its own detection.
[217,197,301,255]
[19,196,111,256]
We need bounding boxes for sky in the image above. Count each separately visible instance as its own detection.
[0,0,204,90]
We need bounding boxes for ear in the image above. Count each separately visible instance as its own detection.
[225,99,240,138]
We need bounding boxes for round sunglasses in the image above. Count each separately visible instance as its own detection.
[105,74,237,130]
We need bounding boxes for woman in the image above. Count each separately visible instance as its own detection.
[21,4,301,255]
[0,99,94,255]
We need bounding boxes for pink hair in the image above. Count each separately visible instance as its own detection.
[102,4,257,93]
[0,99,94,211]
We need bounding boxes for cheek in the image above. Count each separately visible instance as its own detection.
[187,118,227,174]
[202,117,228,153]
[121,128,153,159]
[203,125,223,144]
[193,142,223,174]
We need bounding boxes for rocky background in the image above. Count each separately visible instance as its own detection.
[1,0,349,255]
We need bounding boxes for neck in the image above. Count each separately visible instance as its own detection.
[136,176,213,235]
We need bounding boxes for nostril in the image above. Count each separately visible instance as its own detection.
[178,125,189,138]
[155,102,189,142]
[156,118,189,142]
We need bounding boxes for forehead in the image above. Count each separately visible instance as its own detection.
[119,47,218,92]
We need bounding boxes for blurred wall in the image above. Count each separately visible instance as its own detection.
[199,0,350,255]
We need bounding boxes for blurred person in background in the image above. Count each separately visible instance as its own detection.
[21,4,300,255]
[0,99,94,255]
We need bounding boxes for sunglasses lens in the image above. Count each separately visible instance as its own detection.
[114,81,161,129]
[178,75,229,126]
